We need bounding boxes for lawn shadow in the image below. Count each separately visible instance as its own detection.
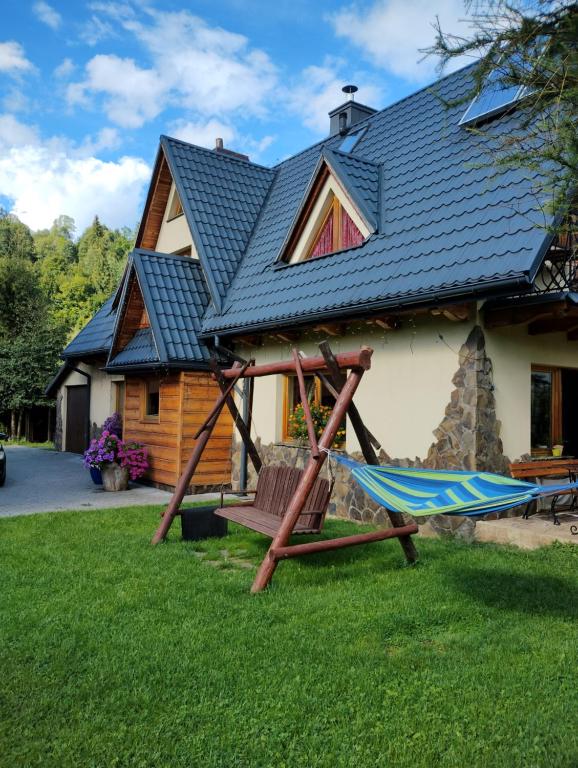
[447,565,578,619]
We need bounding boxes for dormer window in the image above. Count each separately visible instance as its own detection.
[307,192,364,260]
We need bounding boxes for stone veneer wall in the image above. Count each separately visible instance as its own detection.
[231,326,515,541]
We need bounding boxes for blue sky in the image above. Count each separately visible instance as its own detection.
[0,0,472,234]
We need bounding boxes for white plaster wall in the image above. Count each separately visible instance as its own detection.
[239,317,472,459]
[485,326,578,459]
[155,182,196,256]
[59,363,124,450]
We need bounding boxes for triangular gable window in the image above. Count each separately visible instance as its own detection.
[308,194,363,260]
[283,170,370,264]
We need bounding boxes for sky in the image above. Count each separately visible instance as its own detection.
[0,0,475,235]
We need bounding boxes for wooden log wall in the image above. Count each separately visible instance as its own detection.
[123,371,233,491]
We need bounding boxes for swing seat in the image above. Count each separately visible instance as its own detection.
[215,465,330,538]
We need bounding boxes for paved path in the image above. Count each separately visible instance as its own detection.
[0,446,218,517]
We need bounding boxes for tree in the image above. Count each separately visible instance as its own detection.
[427,0,578,230]
[0,255,66,437]
[0,209,35,261]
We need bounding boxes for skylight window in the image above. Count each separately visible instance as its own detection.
[338,127,366,153]
[459,57,530,127]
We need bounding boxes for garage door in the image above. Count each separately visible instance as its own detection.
[66,385,89,454]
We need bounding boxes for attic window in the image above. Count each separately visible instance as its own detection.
[306,193,364,260]
[338,127,366,154]
[167,190,184,221]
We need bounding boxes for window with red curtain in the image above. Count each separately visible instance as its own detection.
[306,196,363,260]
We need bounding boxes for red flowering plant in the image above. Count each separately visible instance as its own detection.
[83,431,149,481]
[287,402,345,447]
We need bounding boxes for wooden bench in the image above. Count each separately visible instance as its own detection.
[215,465,331,538]
[509,458,578,524]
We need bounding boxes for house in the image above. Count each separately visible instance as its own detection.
[53,62,577,531]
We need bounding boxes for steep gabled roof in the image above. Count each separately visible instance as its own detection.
[322,149,380,232]
[201,64,555,336]
[159,137,275,312]
[106,249,211,370]
[62,296,116,359]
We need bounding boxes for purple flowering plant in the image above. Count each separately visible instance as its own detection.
[83,431,148,481]
[102,412,122,437]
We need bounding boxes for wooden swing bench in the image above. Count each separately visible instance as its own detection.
[152,343,418,592]
[216,465,331,537]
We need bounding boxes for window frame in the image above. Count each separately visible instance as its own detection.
[142,379,161,422]
[304,193,363,261]
[531,364,562,455]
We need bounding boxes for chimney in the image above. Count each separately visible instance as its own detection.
[214,137,249,162]
[329,85,377,137]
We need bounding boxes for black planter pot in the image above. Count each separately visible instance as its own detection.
[180,505,228,541]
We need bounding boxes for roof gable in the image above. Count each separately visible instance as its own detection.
[277,149,379,264]
[107,249,212,370]
[159,136,276,312]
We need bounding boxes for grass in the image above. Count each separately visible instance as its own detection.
[5,439,55,449]
[0,506,577,768]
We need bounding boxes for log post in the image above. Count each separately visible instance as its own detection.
[292,348,319,458]
[251,356,370,593]
[319,341,418,564]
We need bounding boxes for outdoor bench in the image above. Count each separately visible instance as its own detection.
[509,458,578,525]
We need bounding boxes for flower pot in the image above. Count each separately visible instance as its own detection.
[89,467,103,485]
[101,462,130,492]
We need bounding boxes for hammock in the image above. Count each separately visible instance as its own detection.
[330,454,578,518]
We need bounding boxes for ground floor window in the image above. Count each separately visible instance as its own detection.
[143,380,160,419]
[531,365,578,456]
[283,374,345,446]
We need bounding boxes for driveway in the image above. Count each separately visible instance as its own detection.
[0,446,217,516]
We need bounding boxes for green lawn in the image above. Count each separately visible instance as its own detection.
[0,506,576,768]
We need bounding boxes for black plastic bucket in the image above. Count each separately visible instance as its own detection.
[180,505,228,541]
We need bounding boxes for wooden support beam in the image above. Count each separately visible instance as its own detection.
[314,323,343,337]
[251,352,371,593]
[194,361,249,438]
[210,358,262,475]
[483,302,566,329]
[319,341,418,565]
[528,315,578,335]
[373,317,401,331]
[219,348,372,380]
[292,348,319,459]
[273,332,299,343]
[271,523,418,559]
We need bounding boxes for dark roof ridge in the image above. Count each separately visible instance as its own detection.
[160,134,273,173]
[325,147,380,168]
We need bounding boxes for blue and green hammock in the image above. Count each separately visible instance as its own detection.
[330,454,578,518]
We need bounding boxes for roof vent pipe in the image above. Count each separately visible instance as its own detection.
[338,112,348,135]
[215,137,224,150]
[328,85,377,137]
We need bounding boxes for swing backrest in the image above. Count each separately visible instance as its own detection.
[254,465,331,532]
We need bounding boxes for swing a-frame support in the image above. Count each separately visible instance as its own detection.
[151,344,418,593]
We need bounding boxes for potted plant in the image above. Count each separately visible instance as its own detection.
[83,432,148,491]
[287,402,346,447]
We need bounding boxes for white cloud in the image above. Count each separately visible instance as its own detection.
[0,114,40,147]
[287,58,383,134]
[69,7,278,128]
[54,58,75,79]
[330,0,470,82]
[67,54,166,128]
[0,146,150,231]
[168,118,237,150]
[0,41,34,74]
[33,1,62,30]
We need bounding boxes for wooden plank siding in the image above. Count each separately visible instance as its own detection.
[123,371,233,491]
[112,276,150,358]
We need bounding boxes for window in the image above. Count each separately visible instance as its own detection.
[144,380,160,419]
[283,374,345,445]
[306,193,364,260]
[338,127,366,153]
[113,381,125,418]
[167,189,184,221]
[531,365,578,456]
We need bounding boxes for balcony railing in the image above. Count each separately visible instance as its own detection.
[533,230,578,294]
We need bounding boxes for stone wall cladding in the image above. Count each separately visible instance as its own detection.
[231,326,512,541]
